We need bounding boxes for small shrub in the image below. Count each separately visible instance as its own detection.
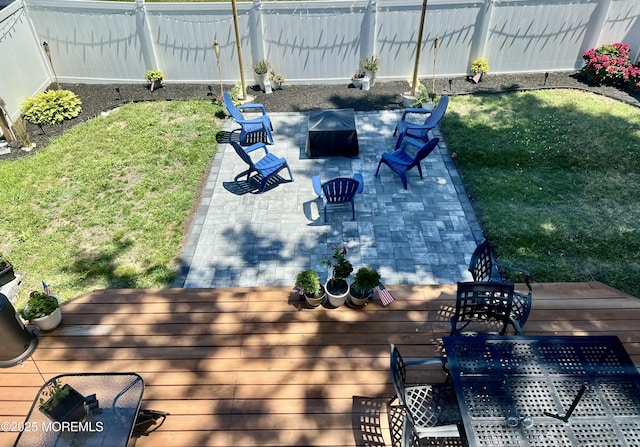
[360,55,380,72]
[471,58,489,74]
[21,89,82,126]
[20,291,59,321]
[581,42,640,91]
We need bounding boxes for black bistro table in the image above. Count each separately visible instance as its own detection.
[305,109,359,158]
[14,373,144,447]
[443,335,640,447]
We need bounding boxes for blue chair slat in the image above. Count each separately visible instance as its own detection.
[230,140,293,193]
[312,175,363,222]
[223,92,274,145]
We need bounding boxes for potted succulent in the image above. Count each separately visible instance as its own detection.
[347,267,381,308]
[39,378,86,423]
[252,59,271,92]
[470,58,489,83]
[269,69,285,90]
[321,246,353,308]
[0,254,16,287]
[145,69,164,92]
[360,55,380,86]
[21,291,62,331]
[295,269,326,308]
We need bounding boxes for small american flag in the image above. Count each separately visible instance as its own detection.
[376,282,395,306]
[42,280,53,296]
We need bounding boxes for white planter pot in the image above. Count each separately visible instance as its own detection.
[402,91,417,108]
[32,307,62,332]
[325,280,350,308]
[364,69,377,87]
[256,73,268,92]
[422,102,434,111]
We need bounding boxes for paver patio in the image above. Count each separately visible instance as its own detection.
[175,110,483,289]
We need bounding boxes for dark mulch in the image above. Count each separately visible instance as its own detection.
[2,71,638,161]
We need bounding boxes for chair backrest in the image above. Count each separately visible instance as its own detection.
[230,140,256,168]
[389,344,408,406]
[321,177,360,204]
[222,92,244,122]
[468,239,498,282]
[452,281,515,335]
[409,138,439,169]
[423,95,449,127]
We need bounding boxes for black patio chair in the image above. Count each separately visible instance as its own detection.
[450,281,523,336]
[468,239,532,329]
[389,344,461,444]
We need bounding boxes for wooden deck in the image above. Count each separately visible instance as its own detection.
[1,282,639,447]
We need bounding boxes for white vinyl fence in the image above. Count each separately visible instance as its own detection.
[0,0,639,118]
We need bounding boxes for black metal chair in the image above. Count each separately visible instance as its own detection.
[468,239,532,329]
[389,344,461,444]
[450,281,523,336]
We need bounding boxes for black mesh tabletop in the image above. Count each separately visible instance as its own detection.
[14,373,144,447]
[443,336,640,447]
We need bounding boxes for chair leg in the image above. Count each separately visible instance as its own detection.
[417,163,424,180]
[323,204,328,222]
[400,172,408,190]
[351,199,356,220]
[375,159,384,177]
[393,125,398,136]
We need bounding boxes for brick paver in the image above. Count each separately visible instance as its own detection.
[174,110,483,288]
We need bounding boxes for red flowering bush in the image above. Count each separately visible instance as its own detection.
[581,42,640,91]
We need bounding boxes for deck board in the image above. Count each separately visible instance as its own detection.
[1,282,638,447]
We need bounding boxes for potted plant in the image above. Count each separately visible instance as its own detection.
[295,269,326,308]
[21,291,62,331]
[321,246,353,308]
[252,59,271,92]
[351,71,366,89]
[470,58,489,83]
[411,84,439,110]
[269,69,285,90]
[145,69,164,92]
[0,254,16,287]
[39,379,86,422]
[347,267,381,308]
[360,55,380,86]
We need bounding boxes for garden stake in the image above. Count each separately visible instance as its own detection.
[42,41,60,89]
[214,41,223,100]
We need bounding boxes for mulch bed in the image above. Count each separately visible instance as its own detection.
[2,71,638,161]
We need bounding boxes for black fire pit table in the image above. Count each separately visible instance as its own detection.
[306,109,359,158]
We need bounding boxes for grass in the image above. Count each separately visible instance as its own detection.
[0,100,221,309]
[441,89,640,298]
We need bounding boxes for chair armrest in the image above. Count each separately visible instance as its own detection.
[244,142,269,155]
[414,424,460,438]
[496,262,532,291]
[399,137,426,152]
[403,357,446,368]
[312,175,323,197]
[353,173,364,193]
[237,103,268,115]
[400,107,432,120]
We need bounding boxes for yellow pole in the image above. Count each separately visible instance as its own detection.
[230,0,248,100]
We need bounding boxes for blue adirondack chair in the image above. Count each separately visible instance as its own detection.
[375,137,439,190]
[230,140,293,193]
[393,95,449,149]
[223,92,274,145]
[312,174,363,222]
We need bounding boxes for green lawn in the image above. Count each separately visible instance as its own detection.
[0,100,221,308]
[441,90,640,297]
